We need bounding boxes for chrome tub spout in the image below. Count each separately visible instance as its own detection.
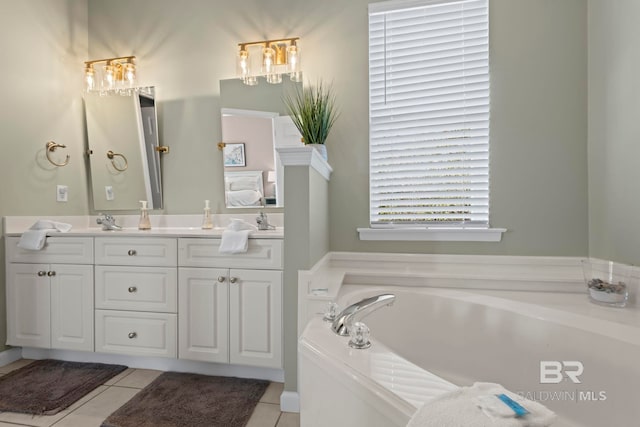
[331,293,396,336]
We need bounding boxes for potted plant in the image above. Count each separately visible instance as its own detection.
[284,80,339,160]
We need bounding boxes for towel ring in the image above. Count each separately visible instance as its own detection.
[45,141,70,167]
[107,150,128,172]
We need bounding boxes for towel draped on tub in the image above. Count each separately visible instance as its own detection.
[407,382,556,427]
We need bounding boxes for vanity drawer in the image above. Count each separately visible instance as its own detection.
[7,237,93,264]
[95,237,177,267]
[95,310,177,358]
[95,266,177,313]
[178,238,283,269]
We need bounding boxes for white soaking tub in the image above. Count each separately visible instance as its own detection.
[299,285,640,427]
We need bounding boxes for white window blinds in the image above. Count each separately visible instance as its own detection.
[368,0,490,227]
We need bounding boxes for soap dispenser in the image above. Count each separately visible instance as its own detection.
[138,200,151,230]
[202,199,213,230]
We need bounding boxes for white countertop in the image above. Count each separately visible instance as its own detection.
[3,215,284,239]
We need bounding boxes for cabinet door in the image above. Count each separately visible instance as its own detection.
[50,264,94,351]
[178,267,229,363]
[6,264,51,348]
[229,269,282,368]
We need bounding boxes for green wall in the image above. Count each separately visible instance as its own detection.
[0,0,89,352]
[588,0,640,266]
[86,0,589,257]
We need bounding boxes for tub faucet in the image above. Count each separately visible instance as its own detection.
[331,293,396,336]
[96,213,122,231]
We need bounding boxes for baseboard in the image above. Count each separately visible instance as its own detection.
[20,348,285,383]
[0,347,23,367]
[280,391,300,413]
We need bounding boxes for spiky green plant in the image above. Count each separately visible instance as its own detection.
[284,80,339,145]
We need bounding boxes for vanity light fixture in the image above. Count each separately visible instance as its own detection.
[236,38,301,85]
[83,56,137,94]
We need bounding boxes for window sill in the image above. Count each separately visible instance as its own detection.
[357,227,507,242]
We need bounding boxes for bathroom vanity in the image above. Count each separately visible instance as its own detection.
[3,215,283,372]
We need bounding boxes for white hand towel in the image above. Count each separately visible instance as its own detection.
[407,382,556,427]
[17,220,73,250]
[228,218,258,232]
[219,229,251,254]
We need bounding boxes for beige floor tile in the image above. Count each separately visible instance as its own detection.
[245,402,281,427]
[0,386,108,427]
[0,359,35,374]
[52,386,140,427]
[103,368,134,386]
[109,368,161,389]
[260,382,284,404]
[276,412,300,427]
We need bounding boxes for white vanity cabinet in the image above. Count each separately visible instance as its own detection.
[178,238,283,369]
[94,237,178,358]
[5,237,94,351]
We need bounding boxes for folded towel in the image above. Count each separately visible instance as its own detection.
[219,230,251,254]
[17,220,73,250]
[407,383,556,427]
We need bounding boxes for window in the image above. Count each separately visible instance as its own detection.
[367,0,491,231]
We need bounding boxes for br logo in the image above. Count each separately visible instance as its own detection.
[540,361,584,384]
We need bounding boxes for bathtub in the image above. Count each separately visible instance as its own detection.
[299,285,640,427]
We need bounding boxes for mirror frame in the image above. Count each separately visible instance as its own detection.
[84,87,163,211]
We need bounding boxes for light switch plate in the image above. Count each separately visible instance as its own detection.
[56,185,68,202]
[105,186,114,201]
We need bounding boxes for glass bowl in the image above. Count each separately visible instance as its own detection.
[581,259,630,308]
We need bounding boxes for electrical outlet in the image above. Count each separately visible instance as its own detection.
[56,185,68,202]
[105,186,114,201]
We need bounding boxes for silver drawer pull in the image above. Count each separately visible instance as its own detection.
[127,249,137,256]
[229,277,238,284]
[217,276,225,283]
[47,271,56,277]
[128,286,137,293]
[128,332,137,339]
[37,271,47,277]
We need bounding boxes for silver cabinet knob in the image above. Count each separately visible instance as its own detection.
[229,277,238,284]
[127,249,137,256]
[128,286,137,293]
[217,276,225,283]
[37,271,47,277]
[47,271,56,277]
[128,332,137,339]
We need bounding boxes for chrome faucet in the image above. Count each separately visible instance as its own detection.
[331,293,396,336]
[96,213,122,231]
[256,211,275,230]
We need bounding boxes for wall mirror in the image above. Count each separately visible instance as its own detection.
[219,77,303,209]
[84,87,163,211]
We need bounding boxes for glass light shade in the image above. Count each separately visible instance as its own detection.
[237,49,250,79]
[243,75,258,86]
[262,47,275,74]
[123,63,136,88]
[84,65,95,93]
[266,73,282,84]
[103,64,116,91]
[287,45,300,73]
[289,71,303,82]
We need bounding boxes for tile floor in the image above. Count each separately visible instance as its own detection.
[0,359,299,427]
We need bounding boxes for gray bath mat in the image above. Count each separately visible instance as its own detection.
[0,359,127,415]
[101,372,269,427]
